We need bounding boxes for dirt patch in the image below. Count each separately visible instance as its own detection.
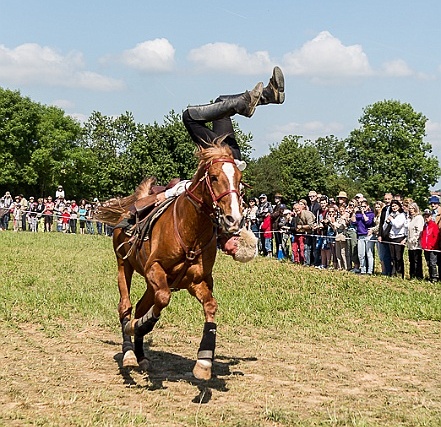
[1,321,440,426]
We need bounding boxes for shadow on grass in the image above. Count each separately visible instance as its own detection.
[112,341,257,404]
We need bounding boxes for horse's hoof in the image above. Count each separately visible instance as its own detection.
[138,358,150,372]
[123,318,137,336]
[122,350,139,368]
[193,360,212,380]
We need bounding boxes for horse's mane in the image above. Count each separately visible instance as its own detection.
[195,136,234,167]
[94,176,155,226]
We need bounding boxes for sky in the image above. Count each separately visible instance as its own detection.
[1,0,441,185]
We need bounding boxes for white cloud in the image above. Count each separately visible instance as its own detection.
[51,99,75,109]
[188,42,272,74]
[381,59,414,77]
[120,38,175,72]
[267,120,345,142]
[282,31,372,79]
[427,120,441,151]
[0,43,124,91]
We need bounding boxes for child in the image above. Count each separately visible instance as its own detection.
[61,208,70,233]
[260,212,273,257]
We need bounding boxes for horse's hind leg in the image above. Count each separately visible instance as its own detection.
[116,258,138,368]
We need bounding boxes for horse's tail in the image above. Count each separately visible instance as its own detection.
[94,177,156,226]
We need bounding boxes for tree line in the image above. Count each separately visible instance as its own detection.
[1,87,439,207]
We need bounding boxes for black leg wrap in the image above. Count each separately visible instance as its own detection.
[134,335,145,361]
[121,317,133,354]
[197,322,217,361]
[133,306,160,337]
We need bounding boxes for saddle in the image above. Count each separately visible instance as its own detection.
[114,178,180,259]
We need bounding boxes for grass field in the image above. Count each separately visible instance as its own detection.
[1,231,440,426]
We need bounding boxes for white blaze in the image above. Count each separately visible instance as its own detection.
[222,163,241,222]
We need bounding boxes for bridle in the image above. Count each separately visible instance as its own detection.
[184,157,241,220]
[171,156,241,273]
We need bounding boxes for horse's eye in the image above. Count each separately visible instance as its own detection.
[210,175,218,182]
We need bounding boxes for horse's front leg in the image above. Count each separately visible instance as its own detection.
[189,278,218,380]
[124,261,170,338]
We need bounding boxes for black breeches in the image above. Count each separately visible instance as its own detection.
[182,109,241,160]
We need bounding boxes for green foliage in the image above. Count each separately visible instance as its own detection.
[248,135,327,204]
[345,100,441,205]
[1,89,439,205]
[0,88,82,197]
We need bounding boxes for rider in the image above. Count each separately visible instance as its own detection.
[155,67,285,260]
[182,66,285,171]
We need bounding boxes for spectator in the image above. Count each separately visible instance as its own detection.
[271,193,285,254]
[280,209,292,259]
[291,202,315,265]
[44,196,54,232]
[385,200,407,278]
[78,199,87,235]
[428,194,441,278]
[19,195,28,231]
[345,201,359,272]
[336,191,348,208]
[256,194,273,255]
[86,204,94,234]
[2,191,13,230]
[308,190,320,216]
[378,192,394,275]
[407,202,424,280]
[70,200,78,234]
[12,199,21,231]
[355,200,375,274]
[260,211,273,257]
[61,208,71,233]
[28,197,38,232]
[321,207,337,269]
[421,209,439,282]
[55,185,65,201]
[313,196,328,268]
[36,197,45,232]
[331,204,348,270]
[368,200,385,272]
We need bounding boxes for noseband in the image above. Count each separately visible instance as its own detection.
[185,158,241,218]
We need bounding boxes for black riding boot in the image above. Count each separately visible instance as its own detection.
[187,82,263,121]
[258,66,285,105]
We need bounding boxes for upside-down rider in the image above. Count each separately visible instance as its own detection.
[156,67,285,260]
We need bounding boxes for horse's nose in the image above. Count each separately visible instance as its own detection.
[224,215,240,232]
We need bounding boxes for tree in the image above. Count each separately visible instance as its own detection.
[248,135,327,204]
[345,100,440,205]
[0,88,82,197]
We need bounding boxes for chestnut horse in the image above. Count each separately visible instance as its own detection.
[97,141,243,380]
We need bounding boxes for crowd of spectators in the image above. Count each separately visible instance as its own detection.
[3,184,441,282]
[243,190,441,282]
[0,186,113,236]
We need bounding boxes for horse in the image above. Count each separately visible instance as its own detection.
[96,141,243,380]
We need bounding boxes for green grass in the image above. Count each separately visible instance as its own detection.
[1,231,441,426]
[1,231,440,336]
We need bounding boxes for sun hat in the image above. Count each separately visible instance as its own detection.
[423,209,432,216]
[337,191,348,199]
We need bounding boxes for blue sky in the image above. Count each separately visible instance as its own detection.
[1,1,441,184]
